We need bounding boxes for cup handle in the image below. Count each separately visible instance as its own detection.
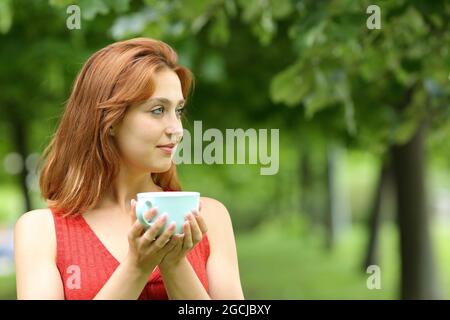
[136,200,155,229]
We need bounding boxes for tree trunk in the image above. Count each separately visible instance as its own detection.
[391,124,440,299]
[325,144,338,250]
[299,149,315,220]
[10,112,32,213]
[363,160,392,270]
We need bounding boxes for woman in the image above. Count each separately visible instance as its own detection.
[14,38,244,300]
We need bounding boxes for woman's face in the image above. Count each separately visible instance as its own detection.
[113,68,185,174]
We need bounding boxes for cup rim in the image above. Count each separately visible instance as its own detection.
[137,191,200,198]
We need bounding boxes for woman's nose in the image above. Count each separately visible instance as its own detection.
[166,126,183,143]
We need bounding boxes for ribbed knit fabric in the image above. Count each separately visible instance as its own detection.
[51,206,210,300]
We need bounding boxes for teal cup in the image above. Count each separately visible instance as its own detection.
[135,191,200,236]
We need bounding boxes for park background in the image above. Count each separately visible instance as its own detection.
[1,0,450,299]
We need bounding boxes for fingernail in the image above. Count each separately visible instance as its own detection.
[168,222,176,229]
[130,199,135,206]
[144,210,154,219]
[193,209,199,216]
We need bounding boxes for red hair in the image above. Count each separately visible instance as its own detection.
[38,38,193,216]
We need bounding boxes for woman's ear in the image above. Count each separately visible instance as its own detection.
[109,126,115,136]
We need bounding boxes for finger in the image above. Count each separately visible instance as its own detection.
[143,207,158,222]
[172,234,184,251]
[199,200,202,212]
[152,221,176,249]
[130,199,158,225]
[129,199,137,225]
[131,207,157,240]
[192,209,208,234]
[182,220,193,251]
[164,233,183,252]
[176,234,185,249]
[187,212,203,243]
[128,218,145,240]
[141,213,168,244]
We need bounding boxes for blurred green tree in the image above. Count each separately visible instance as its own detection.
[103,0,450,299]
[3,0,449,299]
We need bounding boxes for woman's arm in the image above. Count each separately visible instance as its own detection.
[14,208,176,300]
[92,257,153,300]
[160,257,211,300]
[14,210,65,299]
[15,211,152,300]
[160,197,245,300]
[203,198,245,299]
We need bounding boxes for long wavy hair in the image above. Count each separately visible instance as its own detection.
[38,38,193,216]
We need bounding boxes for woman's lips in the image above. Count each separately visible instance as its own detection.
[157,146,174,155]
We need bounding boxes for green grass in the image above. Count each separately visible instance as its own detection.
[0,190,450,299]
[237,214,450,300]
[0,275,16,300]
[432,222,450,298]
[2,210,450,299]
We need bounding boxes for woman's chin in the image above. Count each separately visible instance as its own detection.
[150,161,173,173]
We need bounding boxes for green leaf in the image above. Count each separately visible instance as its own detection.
[199,54,226,82]
[270,63,311,107]
[304,92,334,118]
[79,0,109,20]
[48,0,74,7]
[0,0,12,34]
[404,7,427,35]
[110,8,157,40]
[305,21,326,47]
[142,19,166,40]
[335,77,356,134]
[110,0,130,13]
[224,0,237,17]
[179,0,213,20]
[260,11,275,35]
[44,62,65,94]
[269,0,293,19]
[208,8,230,46]
[238,0,263,22]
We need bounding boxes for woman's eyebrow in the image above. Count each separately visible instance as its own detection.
[147,97,185,105]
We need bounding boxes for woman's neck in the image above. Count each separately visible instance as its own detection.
[96,171,163,215]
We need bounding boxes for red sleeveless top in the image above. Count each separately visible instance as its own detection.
[51,207,210,300]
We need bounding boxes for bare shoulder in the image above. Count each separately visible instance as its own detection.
[200,197,232,226]
[14,208,64,299]
[199,197,235,250]
[15,208,54,230]
[14,208,56,252]
[200,197,243,299]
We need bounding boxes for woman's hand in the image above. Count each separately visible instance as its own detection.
[125,199,179,275]
[159,202,208,270]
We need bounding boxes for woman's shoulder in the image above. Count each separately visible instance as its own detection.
[200,197,229,214]
[15,208,54,228]
[14,208,56,251]
[199,197,233,232]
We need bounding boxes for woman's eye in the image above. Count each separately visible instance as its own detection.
[150,106,185,117]
[151,106,164,115]
[176,107,185,116]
